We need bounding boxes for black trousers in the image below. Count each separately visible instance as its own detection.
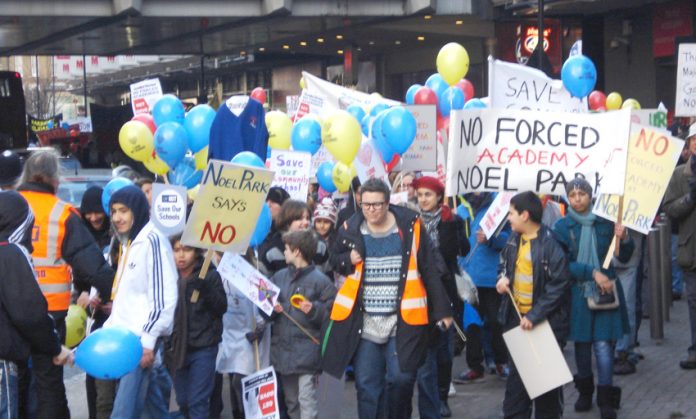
[32,314,70,419]
[465,288,508,372]
[503,348,563,418]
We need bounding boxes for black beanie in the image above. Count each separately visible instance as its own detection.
[80,186,105,215]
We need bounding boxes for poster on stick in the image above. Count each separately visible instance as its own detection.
[353,140,390,185]
[487,57,587,113]
[242,366,280,419]
[675,43,696,117]
[479,192,515,239]
[593,124,684,234]
[129,78,163,115]
[268,150,312,201]
[181,160,274,253]
[445,108,631,196]
[217,252,280,316]
[150,184,187,236]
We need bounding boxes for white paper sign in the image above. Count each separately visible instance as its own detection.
[479,192,515,239]
[241,366,280,419]
[676,43,696,117]
[488,57,587,113]
[217,252,280,316]
[353,140,390,185]
[398,105,437,172]
[503,320,573,399]
[268,150,312,201]
[311,146,335,174]
[129,78,163,115]
[445,108,631,196]
[389,191,409,205]
[151,184,187,236]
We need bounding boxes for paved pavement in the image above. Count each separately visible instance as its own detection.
[65,298,696,418]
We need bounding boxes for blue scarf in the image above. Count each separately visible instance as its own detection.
[568,208,600,296]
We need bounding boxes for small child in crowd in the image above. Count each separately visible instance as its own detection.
[270,230,337,419]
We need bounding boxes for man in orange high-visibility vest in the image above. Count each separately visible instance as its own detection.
[18,150,114,419]
[322,178,453,419]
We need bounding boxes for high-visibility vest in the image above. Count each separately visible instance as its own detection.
[20,190,73,312]
[330,219,429,325]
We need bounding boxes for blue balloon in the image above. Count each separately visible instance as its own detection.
[381,107,417,156]
[169,156,203,189]
[47,120,54,129]
[61,122,70,130]
[463,98,487,109]
[346,105,366,124]
[102,177,134,215]
[371,112,397,163]
[291,117,322,155]
[154,122,189,169]
[316,162,337,193]
[561,55,597,98]
[231,151,265,168]
[360,114,372,137]
[405,84,422,105]
[370,103,390,117]
[75,327,142,380]
[438,86,465,117]
[425,74,448,102]
[184,104,216,153]
[249,203,272,247]
[152,94,185,126]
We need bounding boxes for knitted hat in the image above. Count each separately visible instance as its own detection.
[267,186,290,206]
[412,176,445,196]
[565,178,593,198]
[313,197,337,225]
[80,186,105,214]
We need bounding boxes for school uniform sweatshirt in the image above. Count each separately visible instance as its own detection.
[208,98,269,162]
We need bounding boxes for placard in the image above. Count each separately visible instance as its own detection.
[676,43,696,117]
[129,78,163,115]
[181,160,274,253]
[151,183,187,236]
[445,108,631,196]
[268,150,312,201]
[398,105,437,172]
[217,252,280,316]
[353,140,390,185]
[630,109,668,129]
[479,192,515,239]
[242,366,280,419]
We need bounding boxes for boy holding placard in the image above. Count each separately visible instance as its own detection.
[496,192,571,419]
[270,230,336,419]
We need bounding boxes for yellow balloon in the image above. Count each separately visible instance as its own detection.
[370,92,383,100]
[194,146,209,170]
[437,42,470,85]
[65,304,87,348]
[606,92,623,110]
[332,162,353,193]
[621,98,641,110]
[119,120,154,162]
[300,77,306,90]
[349,162,358,180]
[187,184,201,201]
[266,111,292,150]
[144,155,170,175]
[322,110,362,165]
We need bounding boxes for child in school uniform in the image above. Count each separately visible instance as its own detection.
[495,191,572,419]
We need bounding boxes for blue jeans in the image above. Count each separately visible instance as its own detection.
[0,360,18,419]
[672,234,684,294]
[173,346,218,419]
[575,341,613,386]
[615,264,638,354]
[416,345,440,419]
[111,344,171,419]
[353,337,416,419]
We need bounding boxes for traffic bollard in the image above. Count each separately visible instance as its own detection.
[658,217,672,321]
[648,227,663,340]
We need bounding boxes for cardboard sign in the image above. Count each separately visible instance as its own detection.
[445,108,631,196]
[479,192,515,239]
[353,140,390,185]
[593,124,684,234]
[488,57,587,113]
[242,366,280,419]
[150,183,187,236]
[217,252,280,316]
[181,160,274,253]
[676,43,696,117]
[268,150,312,201]
[398,105,437,172]
[129,78,163,115]
[503,320,573,399]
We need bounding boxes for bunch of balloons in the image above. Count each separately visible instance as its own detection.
[119,94,215,190]
[588,90,641,112]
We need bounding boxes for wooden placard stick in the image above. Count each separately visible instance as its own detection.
[282,311,320,345]
[191,248,215,303]
[602,196,624,269]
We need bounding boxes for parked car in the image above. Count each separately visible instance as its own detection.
[58,171,111,210]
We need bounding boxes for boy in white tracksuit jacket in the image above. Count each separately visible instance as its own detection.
[103,185,178,418]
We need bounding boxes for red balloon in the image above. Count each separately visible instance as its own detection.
[250,87,267,104]
[437,115,450,138]
[588,90,606,111]
[131,113,156,134]
[385,155,400,173]
[413,86,438,106]
[455,79,475,102]
[595,106,607,112]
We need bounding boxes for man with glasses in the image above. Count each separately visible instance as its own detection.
[323,178,453,418]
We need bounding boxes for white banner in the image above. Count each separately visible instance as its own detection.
[217,252,280,317]
[268,150,312,201]
[676,43,696,117]
[130,78,163,115]
[445,109,631,196]
[488,57,587,113]
[241,366,280,419]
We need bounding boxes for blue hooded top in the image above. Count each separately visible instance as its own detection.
[109,185,150,242]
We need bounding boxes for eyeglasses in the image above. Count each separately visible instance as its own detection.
[362,201,386,211]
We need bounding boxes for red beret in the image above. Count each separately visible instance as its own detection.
[412,176,444,196]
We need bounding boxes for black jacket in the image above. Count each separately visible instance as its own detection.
[497,225,572,342]
[0,191,62,362]
[18,182,114,309]
[322,204,452,378]
[435,206,470,307]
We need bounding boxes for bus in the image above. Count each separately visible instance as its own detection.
[0,71,27,150]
